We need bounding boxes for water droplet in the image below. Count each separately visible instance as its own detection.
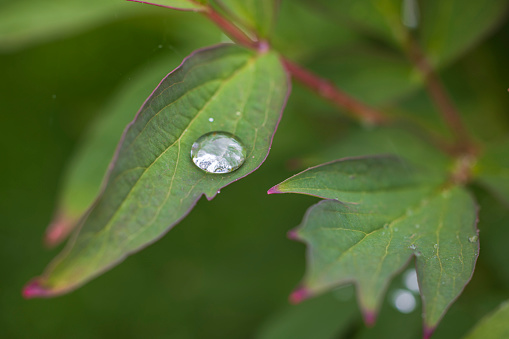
[408,244,417,250]
[468,235,478,243]
[403,269,419,293]
[391,289,416,313]
[383,223,389,229]
[434,244,439,249]
[158,44,163,48]
[208,117,214,122]
[442,190,450,198]
[190,131,246,174]
[406,209,413,216]
[235,111,241,116]
[415,224,420,229]
[394,227,399,232]
[402,0,420,29]
[349,175,356,180]
[52,94,56,99]
[217,190,221,194]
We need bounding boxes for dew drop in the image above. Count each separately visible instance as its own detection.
[434,244,439,249]
[158,44,163,48]
[408,244,416,250]
[235,111,241,116]
[403,269,420,293]
[468,235,478,243]
[391,289,416,313]
[190,131,246,174]
[415,224,420,229]
[208,117,214,122]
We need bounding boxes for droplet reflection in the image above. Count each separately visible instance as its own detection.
[190,131,246,174]
[403,269,420,293]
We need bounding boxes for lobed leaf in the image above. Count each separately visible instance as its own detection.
[24,44,289,297]
[268,156,479,333]
[475,138,509,206]
[126,0,208,12]
[464,300,509,339]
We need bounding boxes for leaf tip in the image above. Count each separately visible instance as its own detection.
[267,185,282,195]
[423,325,435,339]
[287,229,300,241]
[44,212,75,248]
[289,286,310,304]
[362,309,378,327]
[22,279,50,299]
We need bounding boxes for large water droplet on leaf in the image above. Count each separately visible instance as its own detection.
[191,131,247,174]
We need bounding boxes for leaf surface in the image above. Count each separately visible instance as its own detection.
[126,0,207,11]
[464,300,509,339]
[418,0,509,66]
[45,55,183,246]
[475,138,509,206]
[211,0,279,37]
[268,156,479,331]
[25,44,289,297]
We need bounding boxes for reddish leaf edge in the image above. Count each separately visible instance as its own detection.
[44,211,77,248]
[273,187,480,337]
[125,0,206,12]
[22,44,291,299]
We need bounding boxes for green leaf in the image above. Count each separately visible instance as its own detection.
[126,0,207,12]
[268,156,479,331]
[212,0,279,38]
[418,0,509,66]
[45,55,183,247]
[310,0,408,48]
[256,287,357,339]
[0,0,153,52]
[464,300,509,339]
[24,44,289,297]
[475,138,509,206]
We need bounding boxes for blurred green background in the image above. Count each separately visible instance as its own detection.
[1,1,509,338]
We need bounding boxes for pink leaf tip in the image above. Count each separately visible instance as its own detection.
[289,286,310,304]
[363,310,378,327]
[44,212,75,247]
[22,279,50,299]
[423,326,435,339]
[287,229,300,240]
[267,185,282,194]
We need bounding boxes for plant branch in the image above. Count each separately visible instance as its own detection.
[204,7,261,50]
[406,39,475,154]
[281,59,390,125]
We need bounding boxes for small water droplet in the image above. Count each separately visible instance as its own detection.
[235,111,241,116]
[394,227,399,232]
[408,244,416,250]
[252,156,255,159]
[434,244,439,249]
[190,131,246,174]
[442,190,450,198]
[217,190,221,194]
[468,235,478,243]
[208,117,214,122]
[349,175,356,180]
[403,269,419,293]
[383,223,389,229]
[406,209,413,216]
[415,224,420,229]
[158,44,163,48]
[391,289,416,313]
[52,94,56,99]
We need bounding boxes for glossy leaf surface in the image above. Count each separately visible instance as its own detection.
[25,44,289,297]
[269,156,479,330]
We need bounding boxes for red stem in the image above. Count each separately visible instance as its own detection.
[281,59,389,124]
[205,7,260,50]
[406,39,474,154]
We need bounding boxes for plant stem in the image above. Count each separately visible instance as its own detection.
[204,7,260,50]
[281,59,389,125]
[406,39,475,154]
